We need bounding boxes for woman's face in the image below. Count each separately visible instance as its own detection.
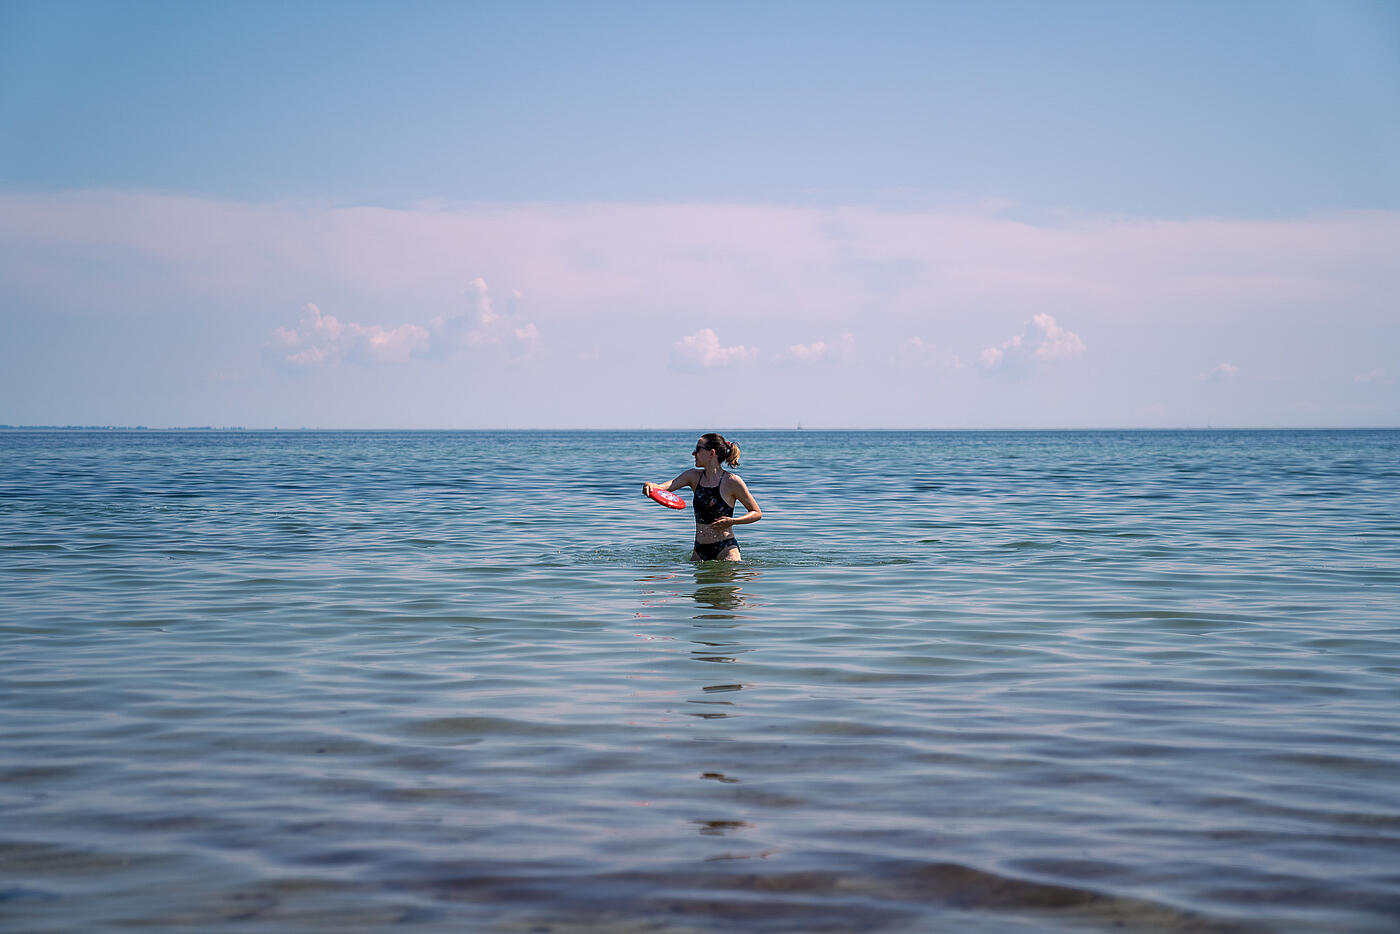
[693,440,715,467]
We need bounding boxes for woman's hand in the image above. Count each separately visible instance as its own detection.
[642,482,656,496]
[707,516,734,531]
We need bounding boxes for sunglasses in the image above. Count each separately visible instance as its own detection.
[692,445,711,455]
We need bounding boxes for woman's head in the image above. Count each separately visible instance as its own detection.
[694,432,741,468]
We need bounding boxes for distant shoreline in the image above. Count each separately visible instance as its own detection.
[3,425,1397,433]
[0,425,247,431]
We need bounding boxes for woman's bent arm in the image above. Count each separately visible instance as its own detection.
[708,476,762,530]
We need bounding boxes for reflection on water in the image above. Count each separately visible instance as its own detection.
[637,566,775,856]
[690,563,761,616]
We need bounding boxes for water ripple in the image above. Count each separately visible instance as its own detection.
[2,430,1399,932]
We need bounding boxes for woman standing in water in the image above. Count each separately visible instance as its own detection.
[643,432,762,561]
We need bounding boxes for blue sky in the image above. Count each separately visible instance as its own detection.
[2,0,1397,427]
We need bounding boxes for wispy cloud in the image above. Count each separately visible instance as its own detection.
[671,328,758,370]
[776,333,853,366]
[896,337,964,370]
[8,193,1396,323]
[978,313,1085,377]
[272,278,536,367]
[430,278,538,357]
[271,303,430,366]
[1206,362,1240,382]
[4,189,1397,426]
[896,336,937,364]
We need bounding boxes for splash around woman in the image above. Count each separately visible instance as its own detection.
[642,432,762,561]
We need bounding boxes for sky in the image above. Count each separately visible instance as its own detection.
[2,0,1397,428]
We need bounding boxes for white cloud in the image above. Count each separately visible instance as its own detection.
[466,276,500,335]
[511,322,540,356]
[978,313,1085,377]
[4,189,1398,426]
[271,303,430,367]
[357,322,432,364]
[783,341,830,363]
[1207,362,1239,382]
[286,346,329,367]
[1029,313,1086,360]
[275,278,536,367]
[776,333,854,366]
[430,277,537,353]
[671,328,758,370]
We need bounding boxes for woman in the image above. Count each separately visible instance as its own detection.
[643,432,762,561]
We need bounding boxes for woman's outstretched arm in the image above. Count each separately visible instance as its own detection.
[643,469,698,497]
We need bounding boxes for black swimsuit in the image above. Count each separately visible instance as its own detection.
[693,537,738,560]
[693,474,738,560]
[693,476,733,525]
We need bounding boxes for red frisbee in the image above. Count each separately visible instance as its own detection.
[648,488,686,510]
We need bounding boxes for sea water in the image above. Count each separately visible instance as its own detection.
[2,429,1398,933]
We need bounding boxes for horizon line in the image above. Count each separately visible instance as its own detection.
[3,425,1398,433]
